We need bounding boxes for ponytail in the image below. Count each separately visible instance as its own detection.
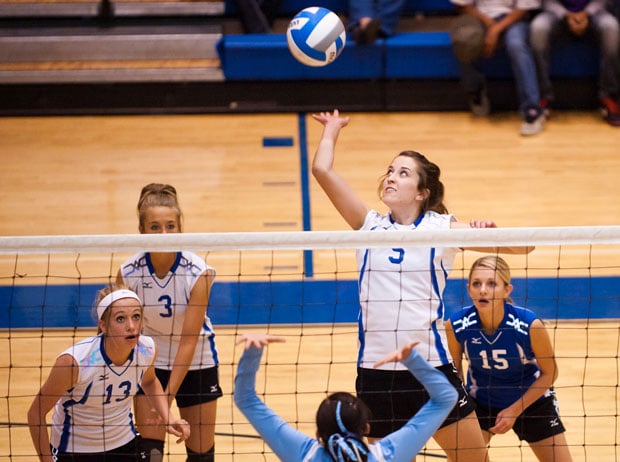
[317,394,370,462]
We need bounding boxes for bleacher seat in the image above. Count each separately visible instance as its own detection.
[217,31,599,81]
[216,33,383,79]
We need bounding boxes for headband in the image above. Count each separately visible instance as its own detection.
[96,289,142,320]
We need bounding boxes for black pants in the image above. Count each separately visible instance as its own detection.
[52,438,140,462]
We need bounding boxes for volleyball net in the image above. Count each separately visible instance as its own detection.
[1,226,619,461]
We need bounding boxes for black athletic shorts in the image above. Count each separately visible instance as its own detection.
[475,392,566,443]
[137,366,223,408]
[52,437,139,461]
[356,363,477,438]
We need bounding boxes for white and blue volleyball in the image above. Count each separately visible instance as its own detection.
[286,7,346,67]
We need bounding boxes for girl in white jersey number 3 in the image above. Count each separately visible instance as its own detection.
[117,183,221,462]
[311,109,533,462]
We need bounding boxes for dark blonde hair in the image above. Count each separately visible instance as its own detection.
[137,183,183,233]
[377,151,448,215]
[468,255,513,303]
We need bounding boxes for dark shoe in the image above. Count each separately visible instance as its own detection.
[520,105,545,136]
[352,18,381,44]
[468,86,490,117]
[601,97,620,127]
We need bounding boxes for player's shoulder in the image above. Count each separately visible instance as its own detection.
[362,209,389,230]
[505,303,539,322]
[449,304,477,321]
[178,251,211,273]
[418,211,453,229]
[449,305,479,334]
[119,252,148,270]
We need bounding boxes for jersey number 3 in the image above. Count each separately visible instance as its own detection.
[158,295,173,318]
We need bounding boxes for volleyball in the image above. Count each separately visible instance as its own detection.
[286,7,346,67]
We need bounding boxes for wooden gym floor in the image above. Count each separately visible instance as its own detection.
[1,110,619,461]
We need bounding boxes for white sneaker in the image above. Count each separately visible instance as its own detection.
[520,106,545,136]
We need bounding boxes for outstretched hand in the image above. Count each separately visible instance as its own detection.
[311,109,350,129]
[373,341,420,368]
[236,333,286,350]
[167,418,190,444]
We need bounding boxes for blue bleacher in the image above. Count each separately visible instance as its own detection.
[218,0,597,83]
[217,31,599,81]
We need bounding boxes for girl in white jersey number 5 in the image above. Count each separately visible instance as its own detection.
[311,109,533,462]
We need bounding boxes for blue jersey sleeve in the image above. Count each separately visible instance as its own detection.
[375,349,458,461]
[234,346,318,462]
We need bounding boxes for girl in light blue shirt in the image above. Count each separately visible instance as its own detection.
[234,333,458,462]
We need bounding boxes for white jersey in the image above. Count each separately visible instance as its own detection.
[50,334,155,453]
[119,251,219,370]
[357,210,458,370]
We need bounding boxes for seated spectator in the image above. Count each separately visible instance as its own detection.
[530,0,620,126]
[449,0,546,136]
[348,0,407,44]
[235,0,283,33]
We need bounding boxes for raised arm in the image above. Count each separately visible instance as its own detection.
[311,110,369,230]
[234,334,317,462]
[373,343,458,461]
[27,354,77,462]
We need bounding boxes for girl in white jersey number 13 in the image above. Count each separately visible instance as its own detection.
[311,109,533,462]
[27,285,189,462]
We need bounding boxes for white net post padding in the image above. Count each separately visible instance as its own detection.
[2,225,620,254]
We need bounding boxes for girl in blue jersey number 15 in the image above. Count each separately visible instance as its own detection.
[27,285,189,462]
[234,333,458,462]
[445,255,572,461]
[311,109,533,462]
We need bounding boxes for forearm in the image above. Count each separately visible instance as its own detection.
[312,137,338,177]
[508,374,555,416]
[458,5,494,26]
[142,379,173,423]
[494,9,527,32]
[234,347,312,460]
[27,401,52,461]
[166,339,199,398]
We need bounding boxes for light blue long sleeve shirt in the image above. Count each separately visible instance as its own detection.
[234,347,458,462]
